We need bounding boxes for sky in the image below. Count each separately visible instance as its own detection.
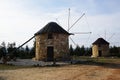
[0,0,120,48]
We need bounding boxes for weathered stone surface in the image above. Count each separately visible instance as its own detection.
[35,33,69,61]
[92,44,109,57]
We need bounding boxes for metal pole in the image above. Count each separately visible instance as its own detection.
[68,8,70,32]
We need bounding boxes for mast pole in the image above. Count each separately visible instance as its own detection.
[68,8,70,32]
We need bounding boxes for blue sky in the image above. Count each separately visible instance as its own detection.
[0,0,120,47]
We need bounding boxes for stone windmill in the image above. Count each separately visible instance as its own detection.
[34,22,71,61]
[12,9,91,61]
[91,38,109,57]
[12,22,71,61]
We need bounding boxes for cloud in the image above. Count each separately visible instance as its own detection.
[0,0,120,47]
[86,12,120,46]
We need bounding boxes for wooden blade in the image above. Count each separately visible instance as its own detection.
[73,32,92,34]
[68,13,85,31]
[70,37,77,46]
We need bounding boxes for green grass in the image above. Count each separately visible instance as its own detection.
[0,64,33,70]
[72,56,120,64]
[0,56,119,70]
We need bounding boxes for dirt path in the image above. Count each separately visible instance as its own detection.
[0,65,120,80]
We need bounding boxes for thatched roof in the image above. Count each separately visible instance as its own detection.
[92,38,109,45]
[35,22,70,35]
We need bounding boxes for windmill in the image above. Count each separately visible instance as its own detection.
[11,8,92,56]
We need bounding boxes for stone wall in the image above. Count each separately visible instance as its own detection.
[35,33,69,61]
[92,44,109,57]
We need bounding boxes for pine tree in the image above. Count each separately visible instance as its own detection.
[80,45,85,56]
[74,45,81,56]
[69,45,74,56]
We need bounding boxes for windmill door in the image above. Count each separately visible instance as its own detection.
[98,50,102,57]
[47,46,54,61]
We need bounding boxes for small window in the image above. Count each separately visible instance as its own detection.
[48,33,53,39]
[98,44,101,47]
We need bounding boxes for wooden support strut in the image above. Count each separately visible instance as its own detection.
[17,36,35,49]
[10,35,35,54]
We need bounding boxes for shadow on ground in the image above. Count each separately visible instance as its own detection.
[73,60,120,69]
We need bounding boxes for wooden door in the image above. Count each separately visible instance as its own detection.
[47,46,54,61]
[98,50,102,57]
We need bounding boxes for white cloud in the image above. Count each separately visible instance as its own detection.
[0,0,120,47]
[86,12,120,46]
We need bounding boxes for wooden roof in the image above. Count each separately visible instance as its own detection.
[92,38,109,45]
[35,22,70,35]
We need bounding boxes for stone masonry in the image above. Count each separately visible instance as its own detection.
[35,33,69,61]
[92,44,109,57]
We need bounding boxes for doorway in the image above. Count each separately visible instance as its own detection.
[47,46,54,61]
[98,50,102,57]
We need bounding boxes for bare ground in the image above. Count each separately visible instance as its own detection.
[0,64,120,80]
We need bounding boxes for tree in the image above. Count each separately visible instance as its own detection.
[85,47,92,56]
[7,42,17,59]
[25,45,30,53]
[1,42,6,47]
[25,45,30,58]
[69,45,74,56]
[0,42,7,64]
[74,45,81,56]
[0,42,7,57]
[29,41,35,58]
[109,46,120,57]
[80,45,85,56]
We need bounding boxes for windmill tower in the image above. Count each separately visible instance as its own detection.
[34,22,71,61]
[91,38,109,57]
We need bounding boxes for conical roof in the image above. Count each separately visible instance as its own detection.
[92,38,109,45]
[35,22,70,35]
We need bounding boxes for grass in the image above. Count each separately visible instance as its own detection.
[0,56,119,70]
[72,56,120,64]
[0,64,33,70]
[0,63,61,70]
